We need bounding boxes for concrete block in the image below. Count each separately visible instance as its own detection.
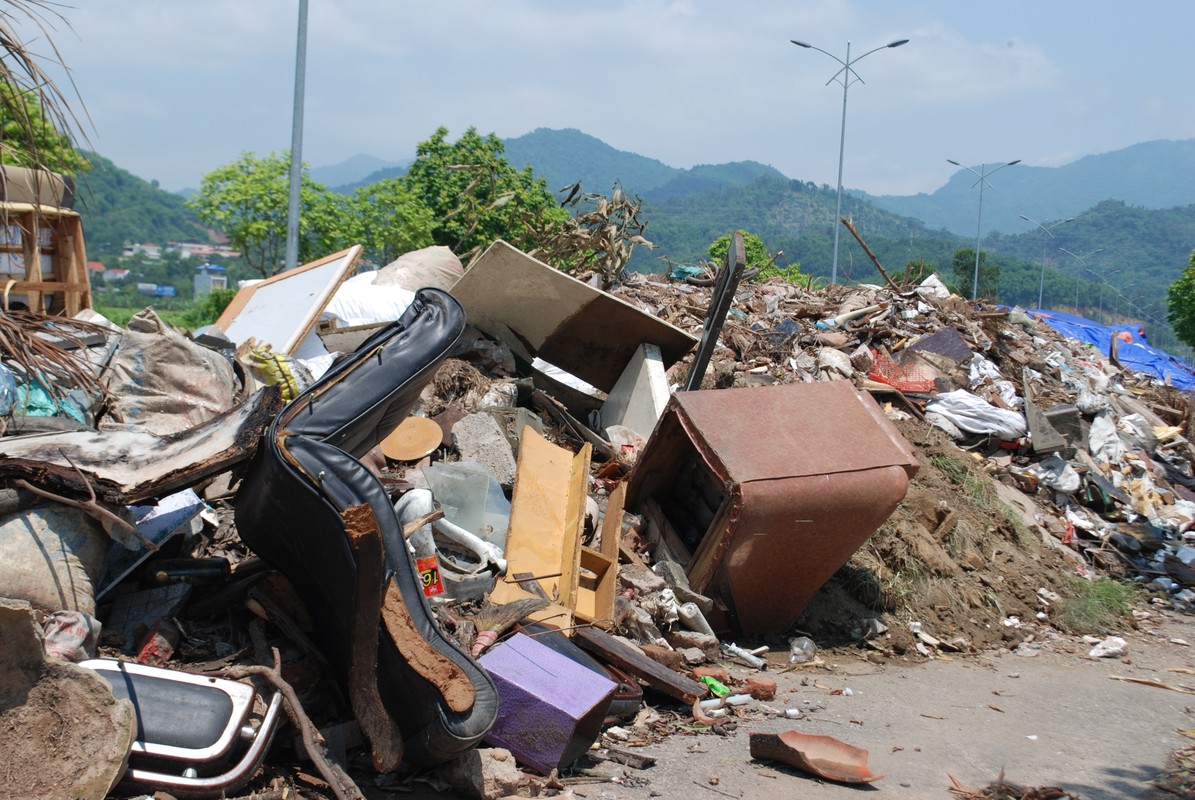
[452,412,518,489]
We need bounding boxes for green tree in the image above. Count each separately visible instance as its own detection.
[189,151,344,277]
[949,247,1000,300]
[707,230,811,285]
[350,177,435,264]
[1166,250,1195,349]
[0,82,86,173]
[402,126,562,259]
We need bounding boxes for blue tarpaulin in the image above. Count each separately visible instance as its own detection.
[1026,308,1195,391]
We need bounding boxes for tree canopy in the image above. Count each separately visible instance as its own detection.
[0,4,88,175]
[1166,250,1195,349]
[403,126,564,261]
[188,151,341,277]
[190,128,570,277]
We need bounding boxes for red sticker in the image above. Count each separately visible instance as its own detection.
[416,555,444,597]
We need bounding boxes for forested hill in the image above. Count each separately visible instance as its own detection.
[74,152,210,258]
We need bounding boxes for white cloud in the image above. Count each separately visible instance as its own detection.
[13,0,1194,194]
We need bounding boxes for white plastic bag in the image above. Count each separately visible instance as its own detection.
[925,389,1027,439]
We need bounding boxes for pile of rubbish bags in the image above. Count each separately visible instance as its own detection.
[2,236,1194,799]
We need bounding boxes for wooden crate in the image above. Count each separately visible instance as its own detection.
[0,167,91,316]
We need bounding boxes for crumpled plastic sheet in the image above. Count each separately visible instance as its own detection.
[925,389,1027,440]
[1074,383,1112,415]
[1033,454,1082,494]
[42,610,101,661]
[816,348,854,381]
[1118,413,1158,452]
[1088,412,1126,464]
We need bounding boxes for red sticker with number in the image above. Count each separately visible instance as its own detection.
[416,555,444,597]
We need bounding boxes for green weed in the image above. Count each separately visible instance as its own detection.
[1052,577,1138,634]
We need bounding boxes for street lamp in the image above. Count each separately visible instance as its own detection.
[947,159,1021,300]
[1094,267,1122,323]
[792,37,908,286]
[1060,247,1103,313]
[1019,214,1074,308]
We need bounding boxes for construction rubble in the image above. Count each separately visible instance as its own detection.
[3,234,1195,799]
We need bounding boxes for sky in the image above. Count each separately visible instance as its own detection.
[19,1,1195,196]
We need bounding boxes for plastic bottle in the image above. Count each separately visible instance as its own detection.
[788,635,817,664]
[0,363,16,416]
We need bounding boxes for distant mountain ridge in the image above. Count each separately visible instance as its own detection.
[312,153,404,189]
[867,138,1195,237]
[320,130,1195,239]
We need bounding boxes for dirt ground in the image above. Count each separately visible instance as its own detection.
[791,416,1084,656]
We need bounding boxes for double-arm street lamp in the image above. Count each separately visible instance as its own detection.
[791,37,908,286]
[1019,214,1074,308]
[1060,247,1103,313]
[947,159,1021,301]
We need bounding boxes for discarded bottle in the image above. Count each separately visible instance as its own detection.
[788,636,817,664]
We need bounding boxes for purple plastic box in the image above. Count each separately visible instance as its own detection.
[479,632,616,774]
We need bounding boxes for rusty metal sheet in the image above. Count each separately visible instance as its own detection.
[668,382,918,485]
[627,382,919,634]
[451,241,697,393]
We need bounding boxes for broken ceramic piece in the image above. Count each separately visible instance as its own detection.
[749,730,882,784]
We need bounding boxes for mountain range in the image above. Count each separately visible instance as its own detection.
[76,128,1195,350]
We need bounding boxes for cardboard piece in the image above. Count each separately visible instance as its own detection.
[490,428,622,628]
[216,246,361,354]
[452,241,696,395]
[479,632,615,775]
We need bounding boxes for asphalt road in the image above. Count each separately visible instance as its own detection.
[572,609,1195,800]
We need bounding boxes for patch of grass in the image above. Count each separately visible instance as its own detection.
[929,453,994,508]
[1053,576,1138,635]
[94,305,192,329]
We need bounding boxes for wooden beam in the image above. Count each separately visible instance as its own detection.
[572,625,707,704]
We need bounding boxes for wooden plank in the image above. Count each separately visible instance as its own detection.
[572,625,707,704]
[20,210,40,313]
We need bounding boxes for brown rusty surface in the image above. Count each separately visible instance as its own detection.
[628,382,919,634]
[670,382,918,484]
[379,579,475,714]
[342,504,403,772]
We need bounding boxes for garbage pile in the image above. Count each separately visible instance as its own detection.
[1,235,1193,799]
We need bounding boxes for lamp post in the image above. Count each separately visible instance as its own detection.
[1019,214,1074,308]
[1095,267,1122,323]
[284,0,309,272]
[947,159,1021,300]
[791,37,908,286]
[1060,247,1103,314]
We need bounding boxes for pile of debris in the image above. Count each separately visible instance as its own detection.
[1,234,1193,799]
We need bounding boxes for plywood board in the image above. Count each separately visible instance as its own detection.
[452,241,696,393]
[216,245,361,354]
[490,426,592,629]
